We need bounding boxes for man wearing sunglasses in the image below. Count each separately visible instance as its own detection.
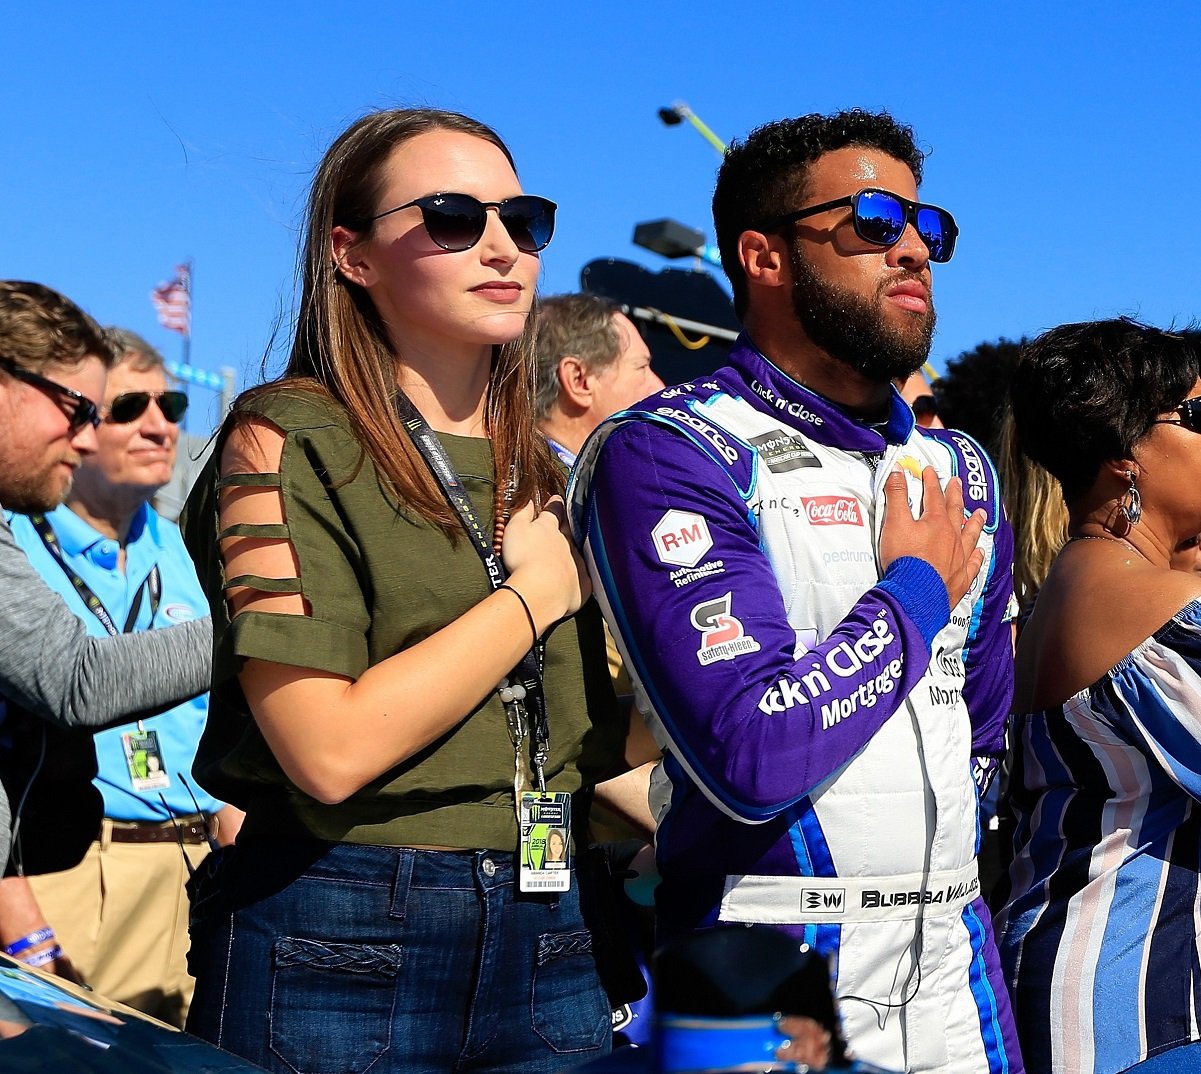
[0,283,212,999]
[570,112,1020,1073]
[5,328,239,1025]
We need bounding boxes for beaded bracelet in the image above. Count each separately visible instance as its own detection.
[3,926,55,957]
[497,584,538,648]
[22,944,63,969]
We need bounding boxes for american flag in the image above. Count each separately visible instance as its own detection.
[151,263,191,335]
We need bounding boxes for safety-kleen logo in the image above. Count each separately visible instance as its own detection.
[691,592,760,665]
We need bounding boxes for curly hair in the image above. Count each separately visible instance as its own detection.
[1011,318,1201,502]
[712,110,926,317]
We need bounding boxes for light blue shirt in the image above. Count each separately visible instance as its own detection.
[7,503,222,822]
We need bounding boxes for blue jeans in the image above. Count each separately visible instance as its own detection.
[186,839,612,1073]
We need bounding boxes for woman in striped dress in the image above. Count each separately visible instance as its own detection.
[994,318,1201,1074]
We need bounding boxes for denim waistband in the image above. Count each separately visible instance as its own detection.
[211,838,570,912]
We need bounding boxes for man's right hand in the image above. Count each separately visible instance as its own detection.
[0,876,87,987]
[880,467,986,608]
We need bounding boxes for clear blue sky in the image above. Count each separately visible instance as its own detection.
[5,3,1199,432]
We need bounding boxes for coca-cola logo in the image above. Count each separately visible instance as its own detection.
[802,496,863,526]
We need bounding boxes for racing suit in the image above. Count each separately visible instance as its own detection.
[569,337,1022,1074]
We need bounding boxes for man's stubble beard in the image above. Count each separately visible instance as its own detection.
[0,457,74,515]
[788,242,936,384]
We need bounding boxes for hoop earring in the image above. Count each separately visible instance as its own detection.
[1118,469,1142,528]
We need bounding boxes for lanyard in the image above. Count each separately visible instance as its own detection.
[393,391,552,791]
[30,514,161,637]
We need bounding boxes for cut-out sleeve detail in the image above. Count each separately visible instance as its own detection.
[209,402,371,681]
[218,523,292,541]
[217,472,282,490]
[224,575,303,594]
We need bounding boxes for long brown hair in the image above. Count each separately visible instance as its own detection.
[242,108,561,537]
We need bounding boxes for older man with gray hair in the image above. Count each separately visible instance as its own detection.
[535,293,664,467]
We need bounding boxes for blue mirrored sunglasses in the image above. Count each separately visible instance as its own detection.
[765,187,958,263]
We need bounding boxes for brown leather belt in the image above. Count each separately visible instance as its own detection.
[107,814,210,845]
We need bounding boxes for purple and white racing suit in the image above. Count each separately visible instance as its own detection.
[569,337,1023,1074]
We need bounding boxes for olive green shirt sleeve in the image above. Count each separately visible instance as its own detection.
[208,391,373,681]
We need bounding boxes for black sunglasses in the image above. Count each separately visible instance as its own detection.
[765,187,959,263]
[369,192,557,253]
[1155,396,1201,434]
[106,390,189,424]
[0,356,100,431]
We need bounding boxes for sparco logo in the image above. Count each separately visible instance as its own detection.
[654,406,739,464]
[802,497,863,526]
[951,434,989,504]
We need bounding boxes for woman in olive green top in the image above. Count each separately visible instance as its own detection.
[183,109,624,1074]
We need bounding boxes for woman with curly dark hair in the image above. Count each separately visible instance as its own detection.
[994,318,1201,1074]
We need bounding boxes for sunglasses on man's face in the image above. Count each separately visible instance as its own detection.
[369,192,557,253]
[766,187,959,263]
[106,390,189,424]
[1155,396,1201,435]
[0,356,100,431]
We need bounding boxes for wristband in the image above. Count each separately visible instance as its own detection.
[3,926,55,957]
[21,944,63,968]
[498,584,539,648]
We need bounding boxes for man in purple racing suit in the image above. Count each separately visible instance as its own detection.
[569,111,1022,1073]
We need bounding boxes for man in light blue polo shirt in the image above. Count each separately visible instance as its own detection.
[5,328,239,1026]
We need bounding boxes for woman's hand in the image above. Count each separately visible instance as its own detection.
[502,496,591,630]
[879,468,986,608]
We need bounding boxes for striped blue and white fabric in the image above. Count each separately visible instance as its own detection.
[995,600,1201,1074]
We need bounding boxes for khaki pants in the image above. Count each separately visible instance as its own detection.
[27,819,211,1027]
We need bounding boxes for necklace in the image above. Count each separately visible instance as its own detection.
[1066,534,1148,560]
[491,463,518,556]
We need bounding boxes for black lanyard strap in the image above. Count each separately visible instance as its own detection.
[30,514,161,636]
[393,391,551,770]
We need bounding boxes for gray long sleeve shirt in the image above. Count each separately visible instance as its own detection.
[0,511,212,866]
